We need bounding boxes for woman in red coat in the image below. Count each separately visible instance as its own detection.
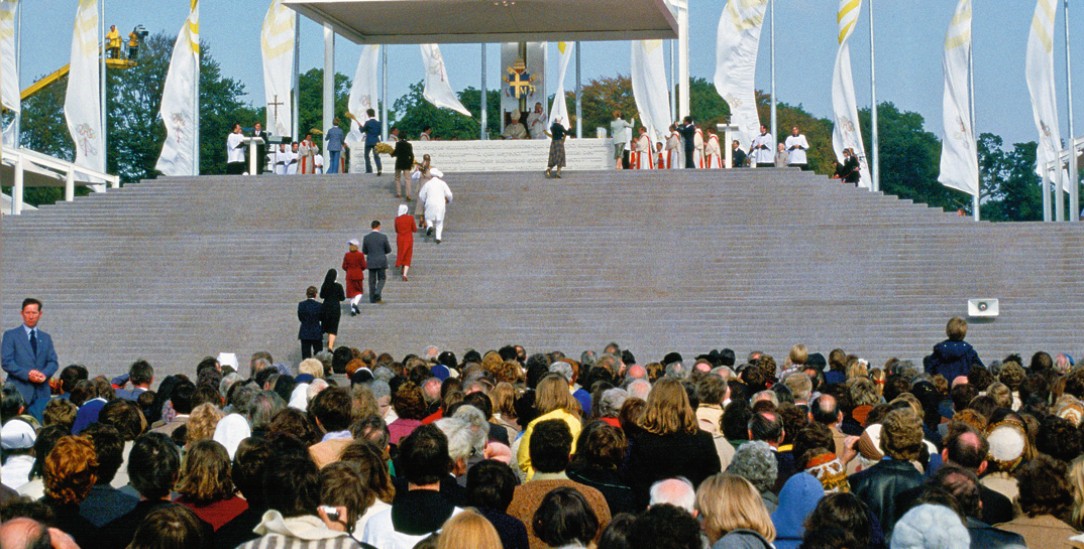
[394,204,416,281]
[342,239,366,316]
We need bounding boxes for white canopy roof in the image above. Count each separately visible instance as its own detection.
[283,0,678,44]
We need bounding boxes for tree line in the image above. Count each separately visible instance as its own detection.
[6,32,1073,222]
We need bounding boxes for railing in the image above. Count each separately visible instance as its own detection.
[2,147,120,215]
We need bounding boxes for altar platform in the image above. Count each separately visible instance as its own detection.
[350,137,616,173]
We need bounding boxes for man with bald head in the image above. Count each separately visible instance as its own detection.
[648,478,697,516]
[810,394,848,459]
[0,517,78,549]
[942,424,1014,525]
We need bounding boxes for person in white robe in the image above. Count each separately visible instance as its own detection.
[634,127,653,169]
[286,143,300,174]
[665,125,682,169]
[784,126,810,169]
[502,110,528,140]
[417,170,453,243]
[226,124,246,174]
[298,134,319,174]
[749,125,775,167]
[271,144,289,175]
[654,142,666,170]
[693,128,705,168]
[313,154,324,174]
[704,133,723,169]
[526,102,547,139]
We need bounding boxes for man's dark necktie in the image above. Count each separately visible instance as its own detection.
[29,330,37,355]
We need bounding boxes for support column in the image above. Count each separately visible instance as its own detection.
[12,154,23,215]
[1043,172,1052,222]
[292,13,300,142]
[65,170,75,202]
[869,0,879,193]
[1065,0,1078,221]
[322,23,334,167]
[480,44,488,140]
[575,41,582,139]
[381,46,388,141]
[769,0,777,144]
[677,0,689,118]
[100,0,107,174]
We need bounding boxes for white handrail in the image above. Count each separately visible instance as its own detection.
[1,146,120,215]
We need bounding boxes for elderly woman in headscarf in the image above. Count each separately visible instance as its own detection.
[319,269,344,350]
[394,203,416,281]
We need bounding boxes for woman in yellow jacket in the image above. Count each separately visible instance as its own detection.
[516,374,583,479]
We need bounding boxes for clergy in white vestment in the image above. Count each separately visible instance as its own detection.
[526,102,547,139]
[271,144,288,175]
[784,126,810,169]
[286,143,300,174]
[226,123,246,174]
[313,154,324,174]
[693,128,705,169]
[417,169,453,243]
[298,135,319,174]
[704,133,723,169]
[634,128,653,169]
[750,125,775,167]
[665,126,682,169]
[502,110,528,140]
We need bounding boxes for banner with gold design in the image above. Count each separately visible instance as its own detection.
[156,0,200,176]
[64,0,104,178]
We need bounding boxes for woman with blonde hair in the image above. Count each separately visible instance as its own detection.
[516,373,582,479]
[186,403,225,448]
[490,382,521,437]
[436,508,502,549]
[626,378,720,506]
[696,473,776,548]
[1070,455,1084,530]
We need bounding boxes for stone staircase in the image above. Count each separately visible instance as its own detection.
[3,168,1083,378]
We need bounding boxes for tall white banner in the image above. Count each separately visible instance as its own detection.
[548,42,573,129]
[1026,0,1062,183]
[348,44,380,133]
[0,0,19,114]
[64,0,104,176]
[420,43,471,117]
[155,0,200,176]
[831,0,872,189]
[631,40,672,142]
[938,0,978,197]
[261,0,295,138]
[714,0,768,148]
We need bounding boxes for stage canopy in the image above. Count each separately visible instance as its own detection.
[283,0,679,44]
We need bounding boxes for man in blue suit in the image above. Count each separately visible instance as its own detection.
[2,298,59,421]
[362,108,383,175]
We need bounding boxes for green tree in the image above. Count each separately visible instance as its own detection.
[456,87,502,140]
[980,136,1044,221]
[295,68,351,144]
[860,102,960,212]
[579,75,637,136]
[389,81,477,140]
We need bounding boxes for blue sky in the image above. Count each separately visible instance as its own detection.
[14,0,1084,145]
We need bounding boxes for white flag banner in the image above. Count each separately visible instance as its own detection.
[64,0,104,177]
[938,0,978,197]
[1026,0,1062,182]
[631,40,672,142]
[155,0,200,176]
[261,0,295,138]
[348,44,380,133]
[831,0,872,189]
[420,43,471,117]
[547,42,573,130]
[714,0,768,148]
[0,0,19,115]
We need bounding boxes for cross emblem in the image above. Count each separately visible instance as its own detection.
[268,94,285,123]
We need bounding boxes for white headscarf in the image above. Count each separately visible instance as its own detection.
[212,413,251,459]
[398,204,409,217]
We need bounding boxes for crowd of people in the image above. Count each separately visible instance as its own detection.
[5,310,1084,548]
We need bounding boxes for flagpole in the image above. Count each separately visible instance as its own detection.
[480,44,487,140]
[769,0,777,146]
[322,23,333,169]
[193,1,200,176]
[14,0,20,146]
[969,6,979,221]
[1065,0,1078,222]
[670,39,676,125]
[292,12,300,143]
[869,0,879,193]
[381,46,388,141]
[575,41,582,139]
[100,0,107,175]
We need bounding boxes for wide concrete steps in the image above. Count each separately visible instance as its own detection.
[3,169,1083,377]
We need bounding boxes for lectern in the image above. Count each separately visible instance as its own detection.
[243,137,266,175]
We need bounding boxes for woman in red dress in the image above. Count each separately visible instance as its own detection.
[394,203,416,281]
[342,239,366,316]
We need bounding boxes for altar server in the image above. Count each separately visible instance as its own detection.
[750,125,775,168]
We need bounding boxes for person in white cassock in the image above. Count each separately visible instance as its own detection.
[750,125,775,168]
[286,143,300,175]
[526,102,547,140]
[226,124,246,175]
[634,127,653,169]
[271,144,288,175]
[417,169,453,244]
[693,128,705,168]
[704,132,723,169]
[784,126,810,170]
[665,125,682,169]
